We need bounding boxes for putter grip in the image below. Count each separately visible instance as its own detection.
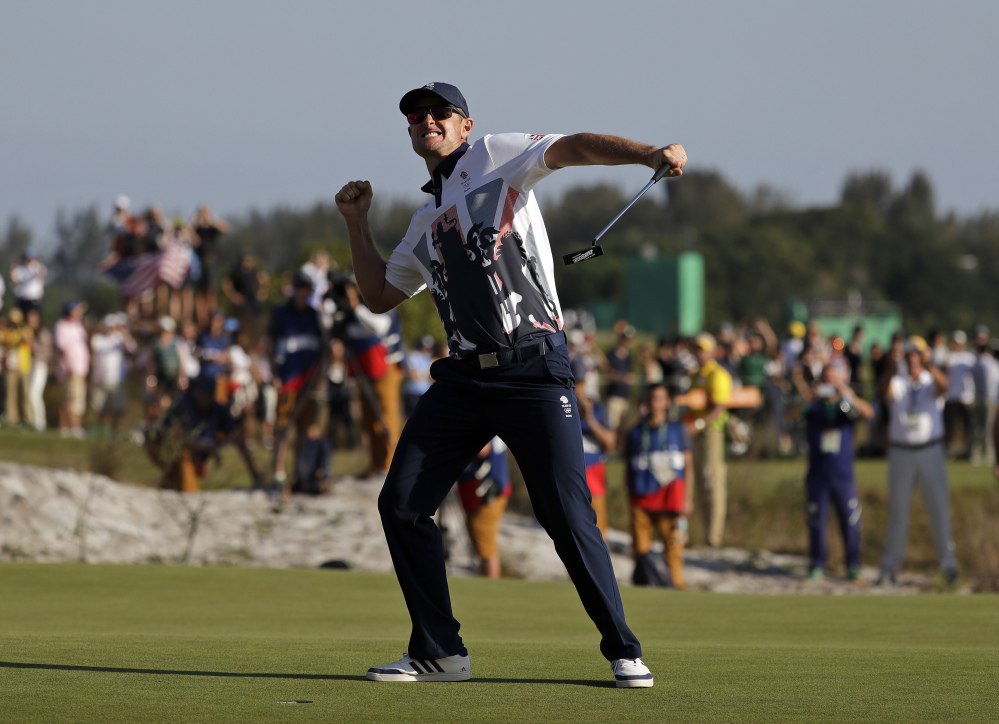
[653,163,673,182]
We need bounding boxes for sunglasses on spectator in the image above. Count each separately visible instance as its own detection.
[406,105,465,124]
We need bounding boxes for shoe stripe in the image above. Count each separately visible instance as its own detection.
[616,674,654,680]
[409,660,426,674]
[429,659,445,673]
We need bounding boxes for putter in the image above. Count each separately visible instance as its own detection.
[562,163,674,266]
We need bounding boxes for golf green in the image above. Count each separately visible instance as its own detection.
[1,563,996,722]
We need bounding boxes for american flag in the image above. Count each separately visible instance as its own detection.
[108,242,192,298]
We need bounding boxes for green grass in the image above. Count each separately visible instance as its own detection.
[1,564,997,723]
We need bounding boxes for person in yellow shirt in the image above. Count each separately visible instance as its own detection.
[687,333,732,547]
[2,309,34,427]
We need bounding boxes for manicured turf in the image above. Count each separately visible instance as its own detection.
[0,564,996,723]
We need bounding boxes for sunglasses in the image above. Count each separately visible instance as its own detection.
[406,104,464,124]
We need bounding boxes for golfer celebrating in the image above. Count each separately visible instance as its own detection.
[336,82,686,688]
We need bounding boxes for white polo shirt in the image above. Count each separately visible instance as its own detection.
[386,133,566,355]
[887,370,945,446]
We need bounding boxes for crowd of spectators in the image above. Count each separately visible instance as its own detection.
[0,194,993,585]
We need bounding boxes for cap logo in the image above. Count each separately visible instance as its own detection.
[424,83,435,89]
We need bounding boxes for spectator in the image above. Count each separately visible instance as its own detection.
[403,335,435,418]
[176,319,201,383]
[300,250,332,311]
[9,249,47,317]
[90,314,137,433]
[843,325,865,392]
[2,309,32,427]
[782,321,807,369]
[601,324,636,431]
[575,366,615,538]
[801,364,874,581]
[342,278,402,477]
[326,337,356,448]
[195,312,231,401]
[687,333,732,547]
[944,329,975,459]
[456,437,511,579]
[146,316,185,419]
[637,343,663,387]
[625,383,693,589]
[227,324,259,432]
[147,374,261,492]
[878,338,958,586]
[25,309,52,431]
[222,253,270,334]
[191,204,230,326]
[54,300,89,438]
[293,423,332,495]
[971,326,999,466]
[267,271,323,488]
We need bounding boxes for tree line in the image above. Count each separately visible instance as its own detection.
[3,168,997,339]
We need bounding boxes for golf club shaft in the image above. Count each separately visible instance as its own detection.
[591,164,672,245]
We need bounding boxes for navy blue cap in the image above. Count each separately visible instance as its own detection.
[399,82,468,117]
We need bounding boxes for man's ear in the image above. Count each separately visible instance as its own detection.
[460,116,474,142]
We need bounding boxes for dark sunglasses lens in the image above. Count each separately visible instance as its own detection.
[429,105,453,120]
[406,105,454,123]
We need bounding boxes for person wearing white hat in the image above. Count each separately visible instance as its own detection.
[90,313,137,433]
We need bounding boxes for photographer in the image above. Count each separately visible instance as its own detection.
[801,364,873,581]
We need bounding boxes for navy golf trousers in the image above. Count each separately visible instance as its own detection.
[377,333,642,662]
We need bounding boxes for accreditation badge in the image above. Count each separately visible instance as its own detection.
[820,429,842,454]
[650,451,676,487]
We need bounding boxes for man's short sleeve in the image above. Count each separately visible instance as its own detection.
[384,214,430,298]
[482,133,565,193]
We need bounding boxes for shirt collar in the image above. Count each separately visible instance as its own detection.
[421,143,469,207]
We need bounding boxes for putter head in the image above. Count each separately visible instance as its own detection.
[562,244,604,266]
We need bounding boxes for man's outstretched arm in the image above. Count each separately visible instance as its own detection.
[335,180,410,314]
[544,133,687,176]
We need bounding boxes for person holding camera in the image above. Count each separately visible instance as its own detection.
[879,338,959,586]
[801,364,874,581]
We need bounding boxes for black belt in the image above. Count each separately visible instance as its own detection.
[457,331,567,369]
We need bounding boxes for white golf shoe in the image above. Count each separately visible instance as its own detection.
[366,652,471,682]
[611,658,654,688]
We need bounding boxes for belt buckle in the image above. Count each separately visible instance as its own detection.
[478,352,499,369]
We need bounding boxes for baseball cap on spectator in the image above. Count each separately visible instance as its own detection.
[952,330,967,345]
[788,321,806,338]
[399,82,469,117]
[114,195,131,211]
[23,247,37,259]
[420,335,436,349]
[224,317,240,334]
[973,324,989,339]
[158,316,177,332]
[694,333,716,352]
[101,314,118,327]
[9,309,24,325]
[292,270,314,289]
[63,300,84,316]
[904,335,928,355]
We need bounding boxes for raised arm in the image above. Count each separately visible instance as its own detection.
[544,133,687,177]
[335,180,409,314]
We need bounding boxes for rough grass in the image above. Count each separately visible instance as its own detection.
[0,563,996,723]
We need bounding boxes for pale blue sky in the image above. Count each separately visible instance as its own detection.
[2,1,997,246]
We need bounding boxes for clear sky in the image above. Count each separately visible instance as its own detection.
[2,0,997,247]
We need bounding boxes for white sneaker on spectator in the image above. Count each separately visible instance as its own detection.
[611,658,654,688]
[366,652,470,682]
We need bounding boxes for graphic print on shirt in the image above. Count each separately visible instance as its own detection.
[422,180,562,354]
